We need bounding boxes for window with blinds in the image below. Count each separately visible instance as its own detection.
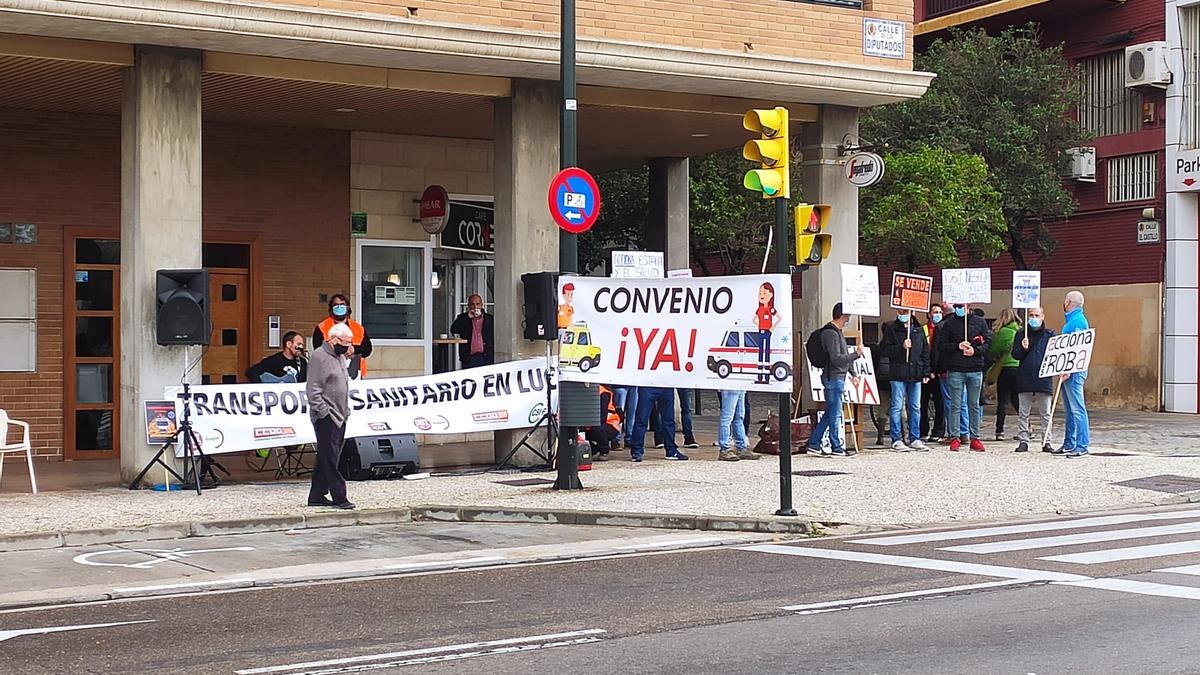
[1183,6,1200,149]
[1107,153,1157,203]
[1078,51,1143,137]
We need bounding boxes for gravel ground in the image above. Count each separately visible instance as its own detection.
[2,446,1199,535]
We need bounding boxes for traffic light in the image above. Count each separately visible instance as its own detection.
[794,203,831,266]
[742,107,789,199]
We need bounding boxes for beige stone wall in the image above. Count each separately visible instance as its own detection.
[261,0,914,68]
[874,283,1162,411]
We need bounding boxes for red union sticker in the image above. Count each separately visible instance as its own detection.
[471,410,510,424]
[253,426,296,441]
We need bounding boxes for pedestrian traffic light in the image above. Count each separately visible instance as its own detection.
[794,203,831,266]
[742,107,790,199]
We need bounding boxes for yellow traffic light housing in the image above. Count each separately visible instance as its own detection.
[794,203,832,266]
[742,107,789,199]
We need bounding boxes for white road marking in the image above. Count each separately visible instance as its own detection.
[1155,564,1200,576]
[113,578,253,593]
[74,546,256,569]
[383,556,506,570]
[0,619,155,643]
[780,580,1027,613]
[942,521,1200,554]
[290,636,603,674]
[740,544,1090,582]
[615,537,729,550]
[1055,578,1200,601]
[850,510,1200,546]
[1040,539,1200,564]
[235,629,607,674]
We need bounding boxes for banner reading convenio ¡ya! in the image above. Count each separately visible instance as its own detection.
[556,274,793,392]
[165,358,553,456]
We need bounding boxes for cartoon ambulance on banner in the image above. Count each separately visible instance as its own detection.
[560,321,602,372]
[707,322,793,383]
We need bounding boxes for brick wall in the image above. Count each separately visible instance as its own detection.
[261,0,915,68]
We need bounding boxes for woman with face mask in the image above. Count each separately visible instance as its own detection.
[313,293,374,379]
[987,308,1023,441]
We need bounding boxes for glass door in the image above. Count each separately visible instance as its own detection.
[65,232,121,460]
[454,260,494,322]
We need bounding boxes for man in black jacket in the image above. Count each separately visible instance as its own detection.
[880,310,930,452]
[246,331,307,383]
[937,303,993,452]
[450,294,495,368]
[1010,306,1056,453]
[804,303,864,458]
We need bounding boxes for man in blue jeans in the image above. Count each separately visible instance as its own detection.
[629,386,688,462]
[936,303,993,452]
[716,390,757,461]
[879,309,930,452]
[806,303,863,457]
[1058,290,1091,458]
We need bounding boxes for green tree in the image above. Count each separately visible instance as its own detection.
[861,146,1007,272]
[688,149,775,276]
[862,24,1086,269]
[580,165,651,273]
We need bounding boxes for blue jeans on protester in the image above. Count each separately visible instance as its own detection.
[889,380,921,443]
[718,390,748,451]
[1062,372,1090,450]
[947,371,983,439]
[622,386,639,445]
[807,375,846,451]
[631,387,677,459]
[939,377,968,437]
[677,388,696,444]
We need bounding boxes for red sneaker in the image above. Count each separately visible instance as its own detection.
[970,438,986,452]
[949,438,961,452]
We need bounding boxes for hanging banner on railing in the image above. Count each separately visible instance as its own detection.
[555,274,794,392]
[165,358,553,456]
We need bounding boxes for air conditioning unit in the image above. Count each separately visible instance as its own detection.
[1125,42,1171,88]
[1065,147,1096,182]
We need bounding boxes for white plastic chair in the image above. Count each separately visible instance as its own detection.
[0,409,38,494]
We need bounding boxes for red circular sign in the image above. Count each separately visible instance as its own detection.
[419,185,450,234]
[547,167,601,234]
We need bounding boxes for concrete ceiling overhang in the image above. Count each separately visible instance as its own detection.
[0,0,934,108]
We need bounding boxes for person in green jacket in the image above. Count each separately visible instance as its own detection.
[988,308,1022,441]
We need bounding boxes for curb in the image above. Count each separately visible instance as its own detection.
[0,505,820,553]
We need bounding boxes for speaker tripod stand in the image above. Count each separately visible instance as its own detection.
[128,382,206,494]
[493,341,557,471]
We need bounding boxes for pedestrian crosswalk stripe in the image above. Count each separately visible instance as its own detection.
[1055,578,1200,601]
[942,521,1200,554]
[780,580,1026,613]
[1040,539,1200,564]
[1155,564,1200,577]
[740,544,1090,582]
[850,510,1200,547]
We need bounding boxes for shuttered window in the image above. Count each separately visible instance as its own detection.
[1107,152,1157,203]
[1183,6,1200,149]
[1078,51,1143,137]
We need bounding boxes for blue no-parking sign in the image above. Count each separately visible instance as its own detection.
[547,167,601,234]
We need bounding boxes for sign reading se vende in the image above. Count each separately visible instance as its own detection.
[890,272,933,312]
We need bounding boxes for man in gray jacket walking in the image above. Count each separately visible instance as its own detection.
[805,303,864,457]
[306,322,355,509]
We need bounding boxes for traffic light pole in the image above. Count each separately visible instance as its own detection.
[775,197,796,516]
[554,0,583,490]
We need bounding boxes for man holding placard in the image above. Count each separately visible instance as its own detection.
[936,303,993,452]
[1060,291,1092,458]
[1010,306,1055,453]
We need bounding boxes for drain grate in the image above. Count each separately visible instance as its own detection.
[493,478,556,487]
[1089,452,1135,457]
[1113,474,1200,494]
[793,470,848,477]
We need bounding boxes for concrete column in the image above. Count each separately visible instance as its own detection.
[799,106,860,406]
[647,158,690,272]
[492,81,560,463]
[120,46,203,483]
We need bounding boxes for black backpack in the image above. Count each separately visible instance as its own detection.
[806,326,833,369]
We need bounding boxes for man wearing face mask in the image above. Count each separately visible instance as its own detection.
[1011,307,1056,453]
[450,294,495,368]
[313,294,373,379]
[306,322,354,510]
[879,309,930,452]
[1059,290,1091,458]
[920,305,946,441]
[936,302,993,452]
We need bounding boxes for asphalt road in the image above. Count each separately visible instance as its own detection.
[8,504,1200,673]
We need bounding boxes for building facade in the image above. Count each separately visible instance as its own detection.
[0,0,932,481]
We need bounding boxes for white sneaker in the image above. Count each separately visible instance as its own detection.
[890,440,911,452]
[908,439,930,452]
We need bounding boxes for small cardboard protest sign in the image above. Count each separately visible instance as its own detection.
[1039,329,1096,378]
[891,272,934,312]
[1012,271,1042,309]
[840,263,880,316]
[941,268,991,305]
[808,346,881,406]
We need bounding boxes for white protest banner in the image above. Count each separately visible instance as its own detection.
[840,263,880,316]
[941,268,991,305]
[1039,329,1096,378]
[166,358,552,456]
[556,274,793,392]
[611,250,663,279]
[808,346,881,405]
[890,272,934,312]
[1012,270,1042,309]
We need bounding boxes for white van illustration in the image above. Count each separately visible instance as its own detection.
[706,325,792,382]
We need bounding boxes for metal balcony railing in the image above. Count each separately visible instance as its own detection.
[922,0,997,21]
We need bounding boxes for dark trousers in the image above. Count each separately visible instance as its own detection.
[921,376,945,438]
[309,415,347,504]
[586,425,619,452]
[463,353,493,369]
[995,367,1020,433]
[632,387,677,458]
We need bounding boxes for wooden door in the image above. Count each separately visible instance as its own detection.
[203,270,250,385]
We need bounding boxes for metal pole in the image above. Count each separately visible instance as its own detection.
[774,197,796,516]
[554,0,582,490]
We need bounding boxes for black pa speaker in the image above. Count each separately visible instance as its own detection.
[521,271,557,341]
[156,269,210,346]
[340,434,420,481]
